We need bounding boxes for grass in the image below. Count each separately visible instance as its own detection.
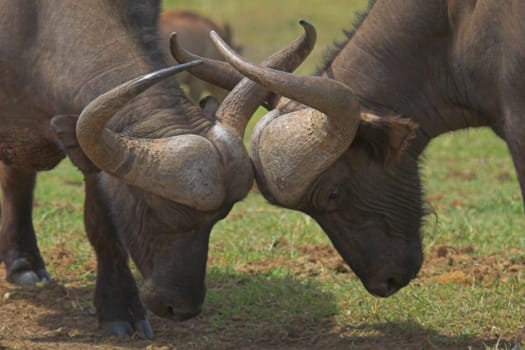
[423,129,525,252]
[1,1,524,349]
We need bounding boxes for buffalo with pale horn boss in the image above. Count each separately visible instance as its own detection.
[0,0,316,338]
[177,0,525,298]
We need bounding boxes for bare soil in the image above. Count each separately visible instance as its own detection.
[0,243,523,349]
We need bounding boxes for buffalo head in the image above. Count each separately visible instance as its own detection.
[61,22,317,324]
[210,34,424,297]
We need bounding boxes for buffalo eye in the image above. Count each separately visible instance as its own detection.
[328,190,339,201]
[311,185,342,213]
[323,188,341,212]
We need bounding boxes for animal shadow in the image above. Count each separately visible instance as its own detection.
[0,269,520,349]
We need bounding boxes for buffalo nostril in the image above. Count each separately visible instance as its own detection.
[386,277,402,295]
[365,277,406,297]
[167,305,202,321]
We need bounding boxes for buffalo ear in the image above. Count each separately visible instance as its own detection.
[353,113,417,165]
[50,115,99,174]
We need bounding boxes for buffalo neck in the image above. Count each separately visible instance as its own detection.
[321,0,494,156]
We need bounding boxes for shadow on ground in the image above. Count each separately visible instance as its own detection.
[0,267,519,349]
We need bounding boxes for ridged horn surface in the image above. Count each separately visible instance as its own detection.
[76,62,227,211]
[211,30,361,206]
[213,19,317,138]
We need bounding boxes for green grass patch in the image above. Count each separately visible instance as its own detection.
[1,2,523,349]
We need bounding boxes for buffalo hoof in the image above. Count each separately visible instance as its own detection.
[101,320,154,339]
[134,320,154,339]
[8,266,51,286]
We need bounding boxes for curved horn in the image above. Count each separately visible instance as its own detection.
[212,30,361,207]
[76,61,228,211]
[214,20,317,138]
[210,29,356,122]
[170,32,244,91]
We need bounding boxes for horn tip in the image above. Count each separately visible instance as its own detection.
[169,32,182,58]
[210,30,227,48]
[298,19,316,33]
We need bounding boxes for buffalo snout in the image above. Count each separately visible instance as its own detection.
[316,212,423,297]
[135,227,211,321]
[360,239,423,297]
[362,273,411,297]
[141,279,205,321]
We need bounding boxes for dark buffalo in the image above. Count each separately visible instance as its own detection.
[159,10,241,102]
[0,1,315,337]
[181,0,525,298]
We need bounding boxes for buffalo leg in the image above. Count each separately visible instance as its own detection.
[0,162,50,285]
[501,104,525,209]
[506,135,525,209]
[83,174,153,338]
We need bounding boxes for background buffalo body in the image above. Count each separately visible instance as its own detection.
[159,10,241,101]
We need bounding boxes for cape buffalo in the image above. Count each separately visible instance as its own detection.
[158,10,241,102]
[0,1,315,337]
[180,0,525,298]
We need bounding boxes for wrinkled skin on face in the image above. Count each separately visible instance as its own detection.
[101,175,233,320]
[298,147,424,297]
[253,110,424,297]
[140,230,209,320]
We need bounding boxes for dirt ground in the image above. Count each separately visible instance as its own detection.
[0,244,523,350]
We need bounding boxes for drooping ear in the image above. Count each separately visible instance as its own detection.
[50,115,99,174]
[353,113,417,165]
